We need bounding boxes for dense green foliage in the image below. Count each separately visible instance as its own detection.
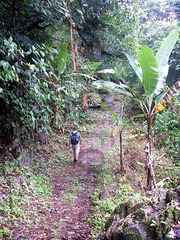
[0,0,179,238]
[1,0,179,143]
[153,97,180,163]
[0,0,179,192]
[70,0,140,60]
[0,38,52,139]
[0,0,67,47]
[0,0,136,145]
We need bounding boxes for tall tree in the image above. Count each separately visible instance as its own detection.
[67,0,78,72]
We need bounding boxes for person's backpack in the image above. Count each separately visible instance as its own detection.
[71,132,79,145]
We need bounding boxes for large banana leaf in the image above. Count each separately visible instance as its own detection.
[155,29,179,95]
[139,46,159,97]
[124,52,142,82]
[57,42,68,74]
[92,80,145,110]
[92,80,134,97]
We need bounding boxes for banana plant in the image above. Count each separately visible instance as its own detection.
[102,100,144,172]
[93,29,179,190]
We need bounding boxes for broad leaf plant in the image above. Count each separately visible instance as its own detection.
[93,30,179,190]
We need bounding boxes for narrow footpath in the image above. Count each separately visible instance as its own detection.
[47,94,121,240]
[18,93,122,240]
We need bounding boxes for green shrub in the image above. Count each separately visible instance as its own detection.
[153,99,180,164]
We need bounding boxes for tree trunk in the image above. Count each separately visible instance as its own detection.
[67,0,78,72]
[74,33,78,72]
[147,124,157,190]
[120,130,125,172]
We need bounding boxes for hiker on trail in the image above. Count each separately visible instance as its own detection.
[69,126,81,163]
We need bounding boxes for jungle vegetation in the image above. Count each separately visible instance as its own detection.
[2,1,179,171]
[0,0,179,152]
[0,0,179,238]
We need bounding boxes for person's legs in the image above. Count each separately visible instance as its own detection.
[75,144,80,161]
[72,144,80,162]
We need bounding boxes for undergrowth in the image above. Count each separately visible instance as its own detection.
[87,117,179,239]
[0,102,179,239]
[153,99,180,164]
[88,139,148,239]
[0,159,52,239]
[0,132,71,239]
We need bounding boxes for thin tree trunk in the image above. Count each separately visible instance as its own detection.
[51,91,58,128]
[147,125,157,190]
[74,33,78,72]
[120,130,124,172]
[67,0,78,72]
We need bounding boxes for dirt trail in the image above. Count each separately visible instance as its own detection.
[49,132,117,238]
[1,93,147,240]
[47,94,121,240]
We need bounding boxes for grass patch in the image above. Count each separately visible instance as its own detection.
[0,158,53,239]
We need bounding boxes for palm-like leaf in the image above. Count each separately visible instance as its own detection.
[124,52,142,82]
[92,80,134,97]
[139,46,159,97]
[93,30,179,118]
[93,80,146,111]
[155,29,179,95]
